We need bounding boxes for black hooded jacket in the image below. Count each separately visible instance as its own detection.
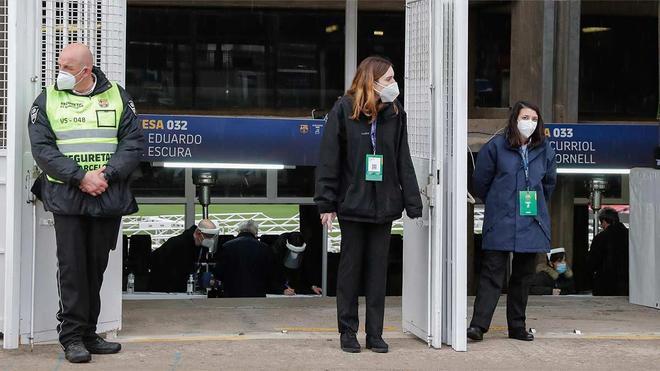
[314,95,423,223]
[588,222,629,296]
[29,66,144,216]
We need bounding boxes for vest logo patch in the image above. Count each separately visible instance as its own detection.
[128,100,137,116]
[98,98,109,108]
[60,102,84,109]
[30,106,39,124]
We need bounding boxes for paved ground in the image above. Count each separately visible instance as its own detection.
[2,296,659,370]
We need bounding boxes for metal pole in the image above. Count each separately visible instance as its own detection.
[344,0,358,92]
[29,194,36,351]
[185,168,195,226]
[322,225,328,298]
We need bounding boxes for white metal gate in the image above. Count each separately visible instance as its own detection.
[402,0,468,351]
[3,0,126,349]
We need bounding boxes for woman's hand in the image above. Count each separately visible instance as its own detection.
[320,212,337,232]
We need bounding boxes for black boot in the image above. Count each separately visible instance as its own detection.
[508,327,534,341]
[340,331,361,353]
[467,326,484,341]
[83,334,122,354]
[64,341,91,363]
[365,335,389,353]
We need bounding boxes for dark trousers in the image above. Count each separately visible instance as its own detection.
[470,251,537,331]
[336,219,392,336]
[53,214,121,348]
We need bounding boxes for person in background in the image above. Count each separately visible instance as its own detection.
[149,219,219,292]
[270,232,323,296]
[529,248,576,296]
[588,207,629,296]
[216,220,277,297]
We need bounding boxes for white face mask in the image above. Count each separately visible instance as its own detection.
[201,238,215,250]
[56,66,86,91]
[517,119,537,139]
[375,81,400,103]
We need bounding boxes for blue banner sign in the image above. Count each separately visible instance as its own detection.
[139,116,659,170]
[545,123,659,169]
[140,114,324,166]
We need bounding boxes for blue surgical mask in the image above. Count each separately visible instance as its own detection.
[556,262,567,274]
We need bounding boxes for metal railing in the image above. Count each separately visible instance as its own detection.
[122,212,404,251]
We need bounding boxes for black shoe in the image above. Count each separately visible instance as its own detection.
[340,331,361,353]
[83,334,122,354]
[467,326,484,341]
[365,335,389,353]
[64,341,91,363]
[508,327,534,341]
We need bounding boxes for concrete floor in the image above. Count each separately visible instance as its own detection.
[2,296,659,370]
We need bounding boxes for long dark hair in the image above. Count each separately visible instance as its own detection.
[506,100,545,148]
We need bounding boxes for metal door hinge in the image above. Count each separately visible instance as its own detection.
[422,175,436,207]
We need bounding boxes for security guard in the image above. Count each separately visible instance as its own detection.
[28,43,144,363]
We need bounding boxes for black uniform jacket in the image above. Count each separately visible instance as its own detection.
[314,95,423,223]
[216,233,277,298]
[29,66,144,216]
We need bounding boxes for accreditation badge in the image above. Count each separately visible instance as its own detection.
[519,190,538,216]
[365,154,383,182]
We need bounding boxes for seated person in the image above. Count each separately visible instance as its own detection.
[269,232,322,296]
[216,220,276,298]
[529,248,575,296]
[149,219,218,292]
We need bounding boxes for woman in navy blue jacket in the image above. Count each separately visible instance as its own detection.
[467,101,557,342]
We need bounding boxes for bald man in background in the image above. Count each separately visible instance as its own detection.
[28,43,144,363]
[149,219,220,293]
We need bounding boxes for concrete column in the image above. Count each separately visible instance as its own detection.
[553,0,581,123]
[344,0,358,91]
[550,179,575,263]
[509,1,545,109]
[550,0,581,263]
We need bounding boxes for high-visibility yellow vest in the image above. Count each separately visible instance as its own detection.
[45,82,124,183]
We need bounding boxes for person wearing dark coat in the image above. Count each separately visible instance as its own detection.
[529,248,576,295]
[588,208,629,296]
[467,101,557,343]
[269,232,323,296]
[315,56,423,353]
[149,220,219,292]
[28,43,144,362]
[216,220,277,298]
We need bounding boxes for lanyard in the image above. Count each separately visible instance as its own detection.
[520,146,530,190]
[370,119,377,154]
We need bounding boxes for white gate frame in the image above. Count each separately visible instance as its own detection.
[3,0,39,350]
[3,0,126,349]
[402,0,468,351]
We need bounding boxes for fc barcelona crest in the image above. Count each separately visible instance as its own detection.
[98,98,109,108]
[300,124,310,134]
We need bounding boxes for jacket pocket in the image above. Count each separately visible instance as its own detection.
[482,207,507,233]
[535,217,551,241]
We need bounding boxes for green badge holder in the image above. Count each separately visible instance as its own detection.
[365,154,383,182]
[519,190,538,216]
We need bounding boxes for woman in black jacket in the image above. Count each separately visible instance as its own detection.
[315,56,423,354]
